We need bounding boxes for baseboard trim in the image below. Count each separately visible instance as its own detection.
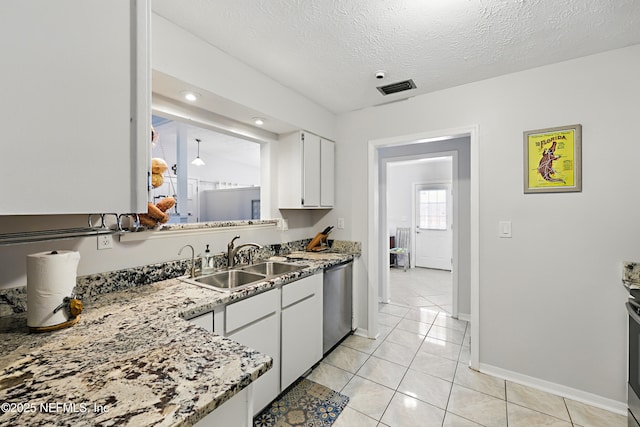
[354,327,375,339]
[456,312,471,322]
[479,363,627,416]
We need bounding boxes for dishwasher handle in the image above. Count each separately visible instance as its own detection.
[324,260,353,272]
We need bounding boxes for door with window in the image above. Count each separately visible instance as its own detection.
[415,184,452,270]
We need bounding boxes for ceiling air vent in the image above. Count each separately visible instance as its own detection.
[377,79,417,96]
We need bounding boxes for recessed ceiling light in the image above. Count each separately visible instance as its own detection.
[252,117,266,126]
[181,91,200,102]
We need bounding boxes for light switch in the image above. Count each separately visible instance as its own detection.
[499,221,512,238]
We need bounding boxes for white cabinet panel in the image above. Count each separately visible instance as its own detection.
[187,311,214,333]
[320,139,335,207]
[0,0,150,215]
[225,289,280,414]
[226,288,278,334]
[278,131,334,209]
[194,384,252,427]
[302,133,321,207]
[229,314,279,414]
[281,273,323,389]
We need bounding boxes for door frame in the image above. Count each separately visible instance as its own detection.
[367,125,479,370]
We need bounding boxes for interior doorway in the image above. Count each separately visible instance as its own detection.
[384,152,459,317]
[367,126,479,370]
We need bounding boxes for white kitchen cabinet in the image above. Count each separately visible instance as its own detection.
[194,384,252,427]
[278,131,335,209]
[0,0,150,215]
[225,289,280,414]
[281,273,323,389]
[186,311,214,333]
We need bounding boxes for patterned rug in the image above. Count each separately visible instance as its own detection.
[253,378,349,427]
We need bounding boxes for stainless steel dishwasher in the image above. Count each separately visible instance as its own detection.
[323,260,353,354]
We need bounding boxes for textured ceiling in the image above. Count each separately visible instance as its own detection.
[152,0,640,114]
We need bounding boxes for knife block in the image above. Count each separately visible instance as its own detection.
[306,233,329,252]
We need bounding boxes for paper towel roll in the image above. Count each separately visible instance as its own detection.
[27,250,80,328]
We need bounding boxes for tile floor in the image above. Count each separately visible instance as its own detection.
[306,267,627,427]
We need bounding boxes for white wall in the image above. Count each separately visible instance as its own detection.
[152,13,336,141]
[332,45,640,407]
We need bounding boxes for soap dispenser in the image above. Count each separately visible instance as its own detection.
[201,244,214,274]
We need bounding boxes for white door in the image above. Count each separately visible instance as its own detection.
[415,184,452,270]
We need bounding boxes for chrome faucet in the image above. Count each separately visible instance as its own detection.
[227,235,262,268]
[178,244,196,278]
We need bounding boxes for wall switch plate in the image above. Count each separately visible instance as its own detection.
[97,234,114,250]
[498,221,512,238]
[337,218,345,229]
[277,218,289,231]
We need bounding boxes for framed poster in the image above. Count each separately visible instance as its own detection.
[523,124,582,193]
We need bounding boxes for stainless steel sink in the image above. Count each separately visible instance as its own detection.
[185,270,266,291]
[239,261,307,276]
[180,261,306,292]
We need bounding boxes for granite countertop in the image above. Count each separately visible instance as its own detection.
[0,252,357,426]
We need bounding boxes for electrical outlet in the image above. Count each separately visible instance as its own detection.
[337,218,345,229]
[97,234,114,250]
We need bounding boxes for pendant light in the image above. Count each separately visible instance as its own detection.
[192,138,205,166]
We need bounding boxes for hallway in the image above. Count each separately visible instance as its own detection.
[306,267,626,426]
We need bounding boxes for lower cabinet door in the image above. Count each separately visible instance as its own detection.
[281,277,323,389]
[194,384,251,427]
[228,313,280,414]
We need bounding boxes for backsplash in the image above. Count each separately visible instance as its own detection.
[0,239,360,316]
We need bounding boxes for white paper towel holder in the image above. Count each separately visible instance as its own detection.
[27,250,84,333]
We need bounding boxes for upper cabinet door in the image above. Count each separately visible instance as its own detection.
[0,0,150,215]
[302,132,321,207]
[320,139,335,207]
[278,131,334,209]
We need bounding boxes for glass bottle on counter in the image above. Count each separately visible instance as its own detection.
[201,244,214,274]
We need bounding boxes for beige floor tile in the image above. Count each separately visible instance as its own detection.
[306,362,353,392]
[385,328,425,351]
[342,376,395,421]
[507,402,572,426]
[426,294,452,306]
[434,313,469,332]
[428,324,465,345]
[404,307,439,323]
[453,365,505,399]
[397,368,452,409]
[371,339,417,367]
[323,344,370,373]
[380,392,445,427]
[342,334,383,355]
[378,303,410,318]
[420,336,462,361]
[376,325,394,341]
[458,346,470,364]
[442,412,484,426]
[332,406,378,427]
[506,381,570,421]
[396,317,432,335]
[410,351,458,382]
[564,398,627,427]
[447,384,507,427]
[378,312,403,327]
[356,356,407,390]
[438,304,453,315]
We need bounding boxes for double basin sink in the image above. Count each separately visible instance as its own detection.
[182,261,308,292]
